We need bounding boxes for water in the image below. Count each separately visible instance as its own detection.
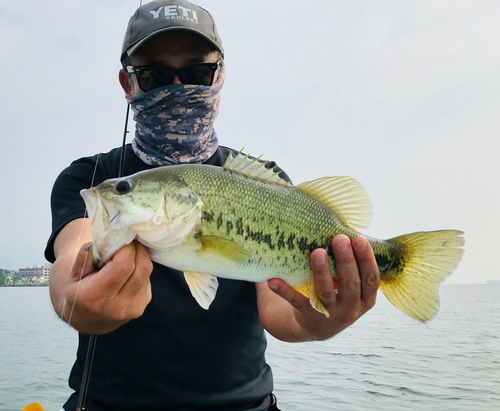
[1,285,499,411]
[267,285,500,410]
[0,288,77,410]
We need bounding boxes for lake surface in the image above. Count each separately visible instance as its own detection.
[0,285,499,410]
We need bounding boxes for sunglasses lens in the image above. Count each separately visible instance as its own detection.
[179,65,215,86]
[136,67,174,92]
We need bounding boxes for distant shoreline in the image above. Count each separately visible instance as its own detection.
[0,284,48,288]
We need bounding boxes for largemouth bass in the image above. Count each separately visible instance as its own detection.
[81,152,464,322]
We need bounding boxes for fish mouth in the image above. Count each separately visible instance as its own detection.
[81,188,107,233]
[80,188,136,268]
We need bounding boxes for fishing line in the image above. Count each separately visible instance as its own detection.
[43,152,100,411]
[73,244,97,411]
[66,149,100,327]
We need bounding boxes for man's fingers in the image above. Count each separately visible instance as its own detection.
[333,235,362,305]
[95,243,140,297]
[268,278,309,312]
[118,242,154,308]
[352,236,380,308]
[310,248,336,309]
[88,242,153,324]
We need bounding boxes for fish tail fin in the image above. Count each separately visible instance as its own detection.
[379,230,465,323]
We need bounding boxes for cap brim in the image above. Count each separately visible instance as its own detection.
[126,27,223,58]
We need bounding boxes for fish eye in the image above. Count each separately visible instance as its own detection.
[115,180,132,195]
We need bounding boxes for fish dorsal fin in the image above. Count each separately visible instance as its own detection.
[296,177,372,230]
[223,151,292,187]
[184,271,219,310]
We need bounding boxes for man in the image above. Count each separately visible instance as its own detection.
[46,1,380,410]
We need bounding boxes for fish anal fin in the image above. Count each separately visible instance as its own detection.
[292,282,330,318]
[223,151,292,187]
[184,271,219,310]
[198,234,250,264]
[296,177,372,231]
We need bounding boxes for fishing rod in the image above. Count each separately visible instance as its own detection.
[75,101,131,411]
[119,104,131,177]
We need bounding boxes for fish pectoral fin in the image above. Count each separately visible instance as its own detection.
[198,235,250,264]
[22,404,45,411]
[184,271,219,310]
[292,282,330,318]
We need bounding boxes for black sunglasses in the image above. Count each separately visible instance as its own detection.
[126,60,220,92]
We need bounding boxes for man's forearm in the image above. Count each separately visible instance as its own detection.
[49,253,74,322]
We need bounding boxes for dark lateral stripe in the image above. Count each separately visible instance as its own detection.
[203,212,332,256]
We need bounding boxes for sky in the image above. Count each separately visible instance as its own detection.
[0,0,499,284]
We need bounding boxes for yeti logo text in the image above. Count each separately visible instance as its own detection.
[149,5,198,23]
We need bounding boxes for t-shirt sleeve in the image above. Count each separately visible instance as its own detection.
[45,157,102,263]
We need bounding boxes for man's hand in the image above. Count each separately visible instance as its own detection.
[50,219,153,334]
[256,234,380,342]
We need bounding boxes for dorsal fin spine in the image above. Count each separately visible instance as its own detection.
[240,156,261,174]
[223,151,292,187]
[225,151,240,170]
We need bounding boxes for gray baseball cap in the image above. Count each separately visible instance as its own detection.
[121,0,224,63]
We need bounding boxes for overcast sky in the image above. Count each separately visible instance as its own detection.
[1,0,498,284]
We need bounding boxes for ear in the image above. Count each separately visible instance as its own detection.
[119,68,133,99]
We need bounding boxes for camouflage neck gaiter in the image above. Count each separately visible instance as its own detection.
[127,65,225,166]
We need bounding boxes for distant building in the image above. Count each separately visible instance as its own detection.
[20,265,51,283]
[4,276,13,285]
[486,280,500,285]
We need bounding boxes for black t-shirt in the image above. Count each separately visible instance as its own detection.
[46,145,288,410]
